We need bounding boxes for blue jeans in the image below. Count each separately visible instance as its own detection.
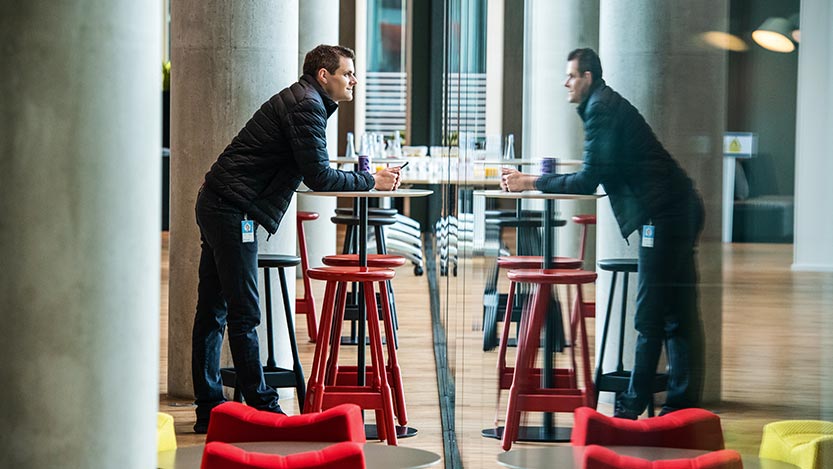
[616,193,706,416]
[192,187,280,422]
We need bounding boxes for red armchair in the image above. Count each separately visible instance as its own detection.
[571,407,725,451]
[200,441,365,469]
[206,402,366,444]
[582,445,743,469]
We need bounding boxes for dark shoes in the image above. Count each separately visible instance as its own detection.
[658,406,679,417]
[193,420,209,434]
[613,398,640,420]
[613,408,639,420]
[258,403,286,416]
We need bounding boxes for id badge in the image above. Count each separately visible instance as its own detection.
[241,219,255,243]
[641,224,655,248]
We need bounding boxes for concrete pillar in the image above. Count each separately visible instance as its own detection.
[793,0,833,273]
[0,1,160,467]
[526,0,599,268]
[298,0,339,269]
[597,0,726,404]
[168,0,299,399]
[792,0,833,419]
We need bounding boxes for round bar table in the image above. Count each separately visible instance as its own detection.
[472,158,584,167]
[331,157,409,165]
[475,190,604,443]
[497,445,798,469]
[159,441,441,469]
[299,188,432,440]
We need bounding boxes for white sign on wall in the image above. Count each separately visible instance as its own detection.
[723,132,758,159]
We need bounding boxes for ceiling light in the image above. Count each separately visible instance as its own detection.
[700,31,749,52]
[752,17,795,53]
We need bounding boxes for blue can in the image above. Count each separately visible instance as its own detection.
[358,155,371,172]
[540,157,558,175]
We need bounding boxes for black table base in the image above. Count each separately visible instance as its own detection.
[366,423,418,440]
[481,425,571,443]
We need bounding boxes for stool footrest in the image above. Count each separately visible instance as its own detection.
[333,365,395,385]
[320,387,386,410]
[500,368,575,390]
[514,391,587,413]
[220,367,303,390]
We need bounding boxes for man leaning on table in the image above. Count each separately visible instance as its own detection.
[501,48,706,420]
[191,44,401,433]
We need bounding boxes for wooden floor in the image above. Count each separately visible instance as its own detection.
[158,233,833,468]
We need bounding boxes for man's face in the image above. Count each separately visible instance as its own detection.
[320,57,358,102]
[564,59,592,104]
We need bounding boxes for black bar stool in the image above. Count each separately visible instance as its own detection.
[594,258,668,417]
[220,254,306,410]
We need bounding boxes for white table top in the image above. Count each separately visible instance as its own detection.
[298,188,433,198]
[402,178,502,185]
[331,157,410,165]
[473,158,584,166]
[473,189,604,200]
[496,445,798,469]
[159,441,442,469]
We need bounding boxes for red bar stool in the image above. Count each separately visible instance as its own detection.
[501,268,597,451]
[572,214,597,319]
[296,211,319,342]
[304,266,400,446]
[487,255,583,352]
[494,256,583,424]
[320,253,407,424]
[322,254,406,268]
[572,214,596,262]
[323,253,406,339]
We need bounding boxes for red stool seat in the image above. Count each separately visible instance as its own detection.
[501,268,597,451]
[305,266,404,446]
[571,406,726,450]
[206,402,366,444]
[497,255,583,270]
[201,441,366,469]
[298,210,320,221]
[572,214,597,225]
[322,254,407,268]
[307,266,395,283]
[583,445,742,469]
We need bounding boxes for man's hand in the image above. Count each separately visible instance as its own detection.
[373,167,401,191]
[500,168,538,192]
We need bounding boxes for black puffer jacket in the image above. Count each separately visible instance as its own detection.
[204,74,374,234]
[535,79,695,238]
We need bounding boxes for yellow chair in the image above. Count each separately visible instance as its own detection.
[759,420,833,469]
[157,412,177,452]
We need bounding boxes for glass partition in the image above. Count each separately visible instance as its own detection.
[430,1,832,469]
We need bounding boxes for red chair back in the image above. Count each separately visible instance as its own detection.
[571,407,725,451]
[200,441,365,469]
[206,402,365,444]
[583,445,743,469]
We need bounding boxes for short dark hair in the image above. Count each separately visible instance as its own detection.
[303,45,355,77]
[567,48,603,84]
